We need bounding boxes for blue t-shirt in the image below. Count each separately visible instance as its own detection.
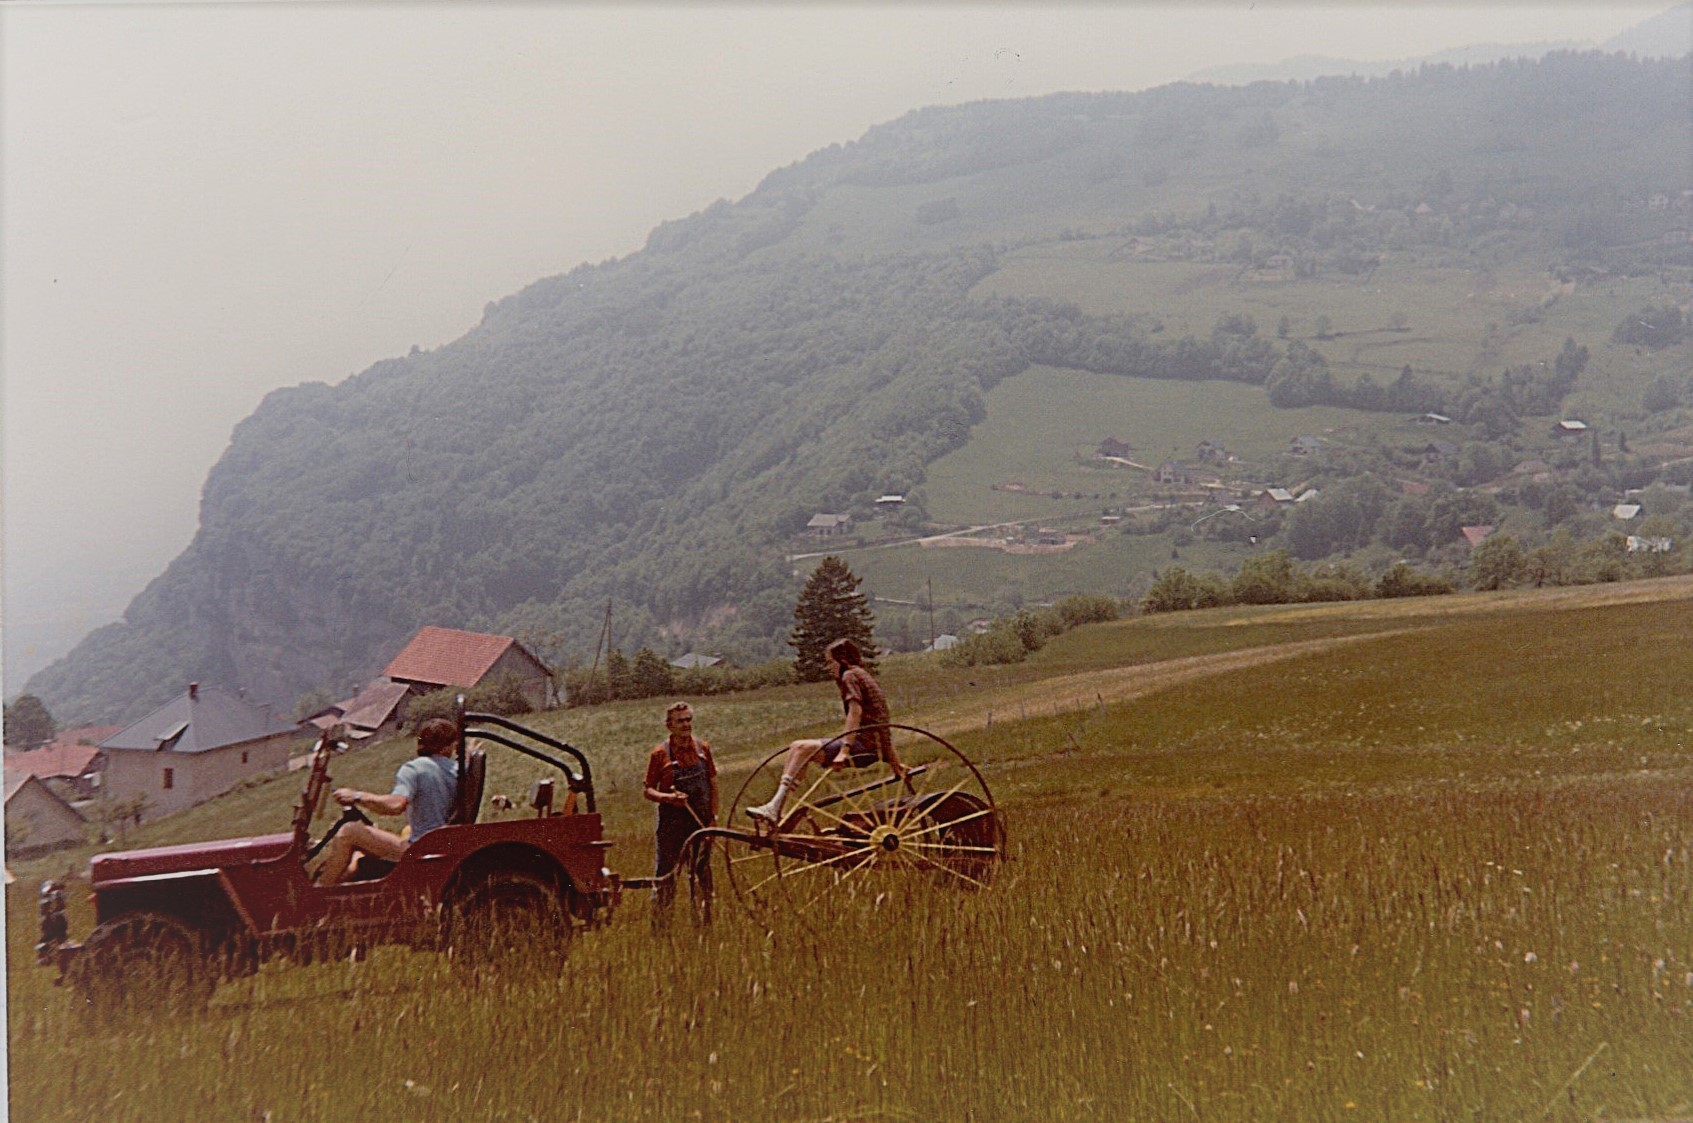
[392,755,459,842]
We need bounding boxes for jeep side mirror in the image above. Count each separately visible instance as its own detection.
[528,779,554,816]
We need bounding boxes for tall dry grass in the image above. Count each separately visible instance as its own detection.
[9,579,1693,1120]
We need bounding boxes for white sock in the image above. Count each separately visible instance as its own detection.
[754,776,795,818]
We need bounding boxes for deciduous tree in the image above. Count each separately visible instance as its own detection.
[3,694,56,748]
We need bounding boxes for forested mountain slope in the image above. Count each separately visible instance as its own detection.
[31,53,1691,722]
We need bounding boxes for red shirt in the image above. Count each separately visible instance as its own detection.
[644,737,716,794]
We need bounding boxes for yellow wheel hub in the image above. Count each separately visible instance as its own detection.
[866,823,904,860]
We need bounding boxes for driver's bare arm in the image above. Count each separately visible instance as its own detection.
[333,787,408,817]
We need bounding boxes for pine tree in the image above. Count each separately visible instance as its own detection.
[789,556,878,682]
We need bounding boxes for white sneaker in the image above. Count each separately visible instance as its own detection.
[746,795,785,825]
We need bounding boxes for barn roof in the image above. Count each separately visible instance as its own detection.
[101,684,296,754]
[383,626,549,688]
[7,739,105,780]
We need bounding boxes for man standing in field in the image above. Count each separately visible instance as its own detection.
[746,637,905,827]
[643,701,718,922]
[317,717,460,885]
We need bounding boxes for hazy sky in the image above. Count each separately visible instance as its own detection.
[0,2,1674,694]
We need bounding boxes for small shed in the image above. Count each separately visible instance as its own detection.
[806,513,853,537]
[670,653,723,670]
[1422,440,1460,464]
[1256,487,1296,510]
[925,634,961,652]
[1553,420,1589,437]
[304,679,412,741]
[4,769,86,855]
[1096,438,1135,460]
[1460,525,1496,549]
[1154,460,1198,486]
[1612,504,1642,521]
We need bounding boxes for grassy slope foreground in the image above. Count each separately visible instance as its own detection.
[9,577,1693,1121]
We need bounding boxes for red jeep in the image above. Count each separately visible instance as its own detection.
[37,705,619,1012]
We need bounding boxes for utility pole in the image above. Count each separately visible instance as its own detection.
[927,576,936,649]
[587,600,613,704]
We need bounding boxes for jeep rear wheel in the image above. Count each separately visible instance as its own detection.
[445,871,571,973]
[70,910,214,1018]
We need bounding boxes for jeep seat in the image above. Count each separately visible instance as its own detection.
[449,747,486,826]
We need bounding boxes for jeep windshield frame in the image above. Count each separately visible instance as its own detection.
[457,707,596,814]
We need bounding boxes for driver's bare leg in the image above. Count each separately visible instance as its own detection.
[316,822,407,885]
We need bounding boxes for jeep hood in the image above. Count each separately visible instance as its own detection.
[90,832,295,885]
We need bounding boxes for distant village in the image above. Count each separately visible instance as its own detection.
[790,406,1681,574]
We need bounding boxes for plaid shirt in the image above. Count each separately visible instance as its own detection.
[838,666,891,758]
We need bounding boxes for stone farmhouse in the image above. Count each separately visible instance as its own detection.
[100,683,301,823]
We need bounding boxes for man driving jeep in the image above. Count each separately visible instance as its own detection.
[316,717,459,885]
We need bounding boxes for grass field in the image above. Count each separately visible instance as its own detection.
[972,243,1691,429]
[919,365,1399,526]
[9,577,1693,1121]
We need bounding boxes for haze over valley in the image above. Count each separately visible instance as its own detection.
[5,5,1689,723]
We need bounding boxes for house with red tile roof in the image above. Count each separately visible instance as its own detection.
[1460,525,1496,549]
[383,626,555,711]
[4,724,118,800]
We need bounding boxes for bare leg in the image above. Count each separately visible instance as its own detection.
[747,739,827,824]
[316,822,407,885]
[779,738,831,784]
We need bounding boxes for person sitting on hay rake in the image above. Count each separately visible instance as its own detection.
[746,637,907,828]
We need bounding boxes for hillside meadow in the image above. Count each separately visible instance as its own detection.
[9,578,1693,1120]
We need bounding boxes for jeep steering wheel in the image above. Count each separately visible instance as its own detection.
[307,800,373,861]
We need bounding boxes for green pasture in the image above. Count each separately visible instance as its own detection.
[10,579,1693,1121]
[837,531,1252,613]
[974,246,1690,415]
[919,364,1401,527]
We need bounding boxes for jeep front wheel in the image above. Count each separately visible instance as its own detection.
[69,910,214,1018]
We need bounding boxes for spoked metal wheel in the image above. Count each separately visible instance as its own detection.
[724,724,1004,929]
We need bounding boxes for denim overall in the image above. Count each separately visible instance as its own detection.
[654,740,713,919]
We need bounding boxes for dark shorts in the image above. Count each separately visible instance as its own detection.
[821,737,881,768]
